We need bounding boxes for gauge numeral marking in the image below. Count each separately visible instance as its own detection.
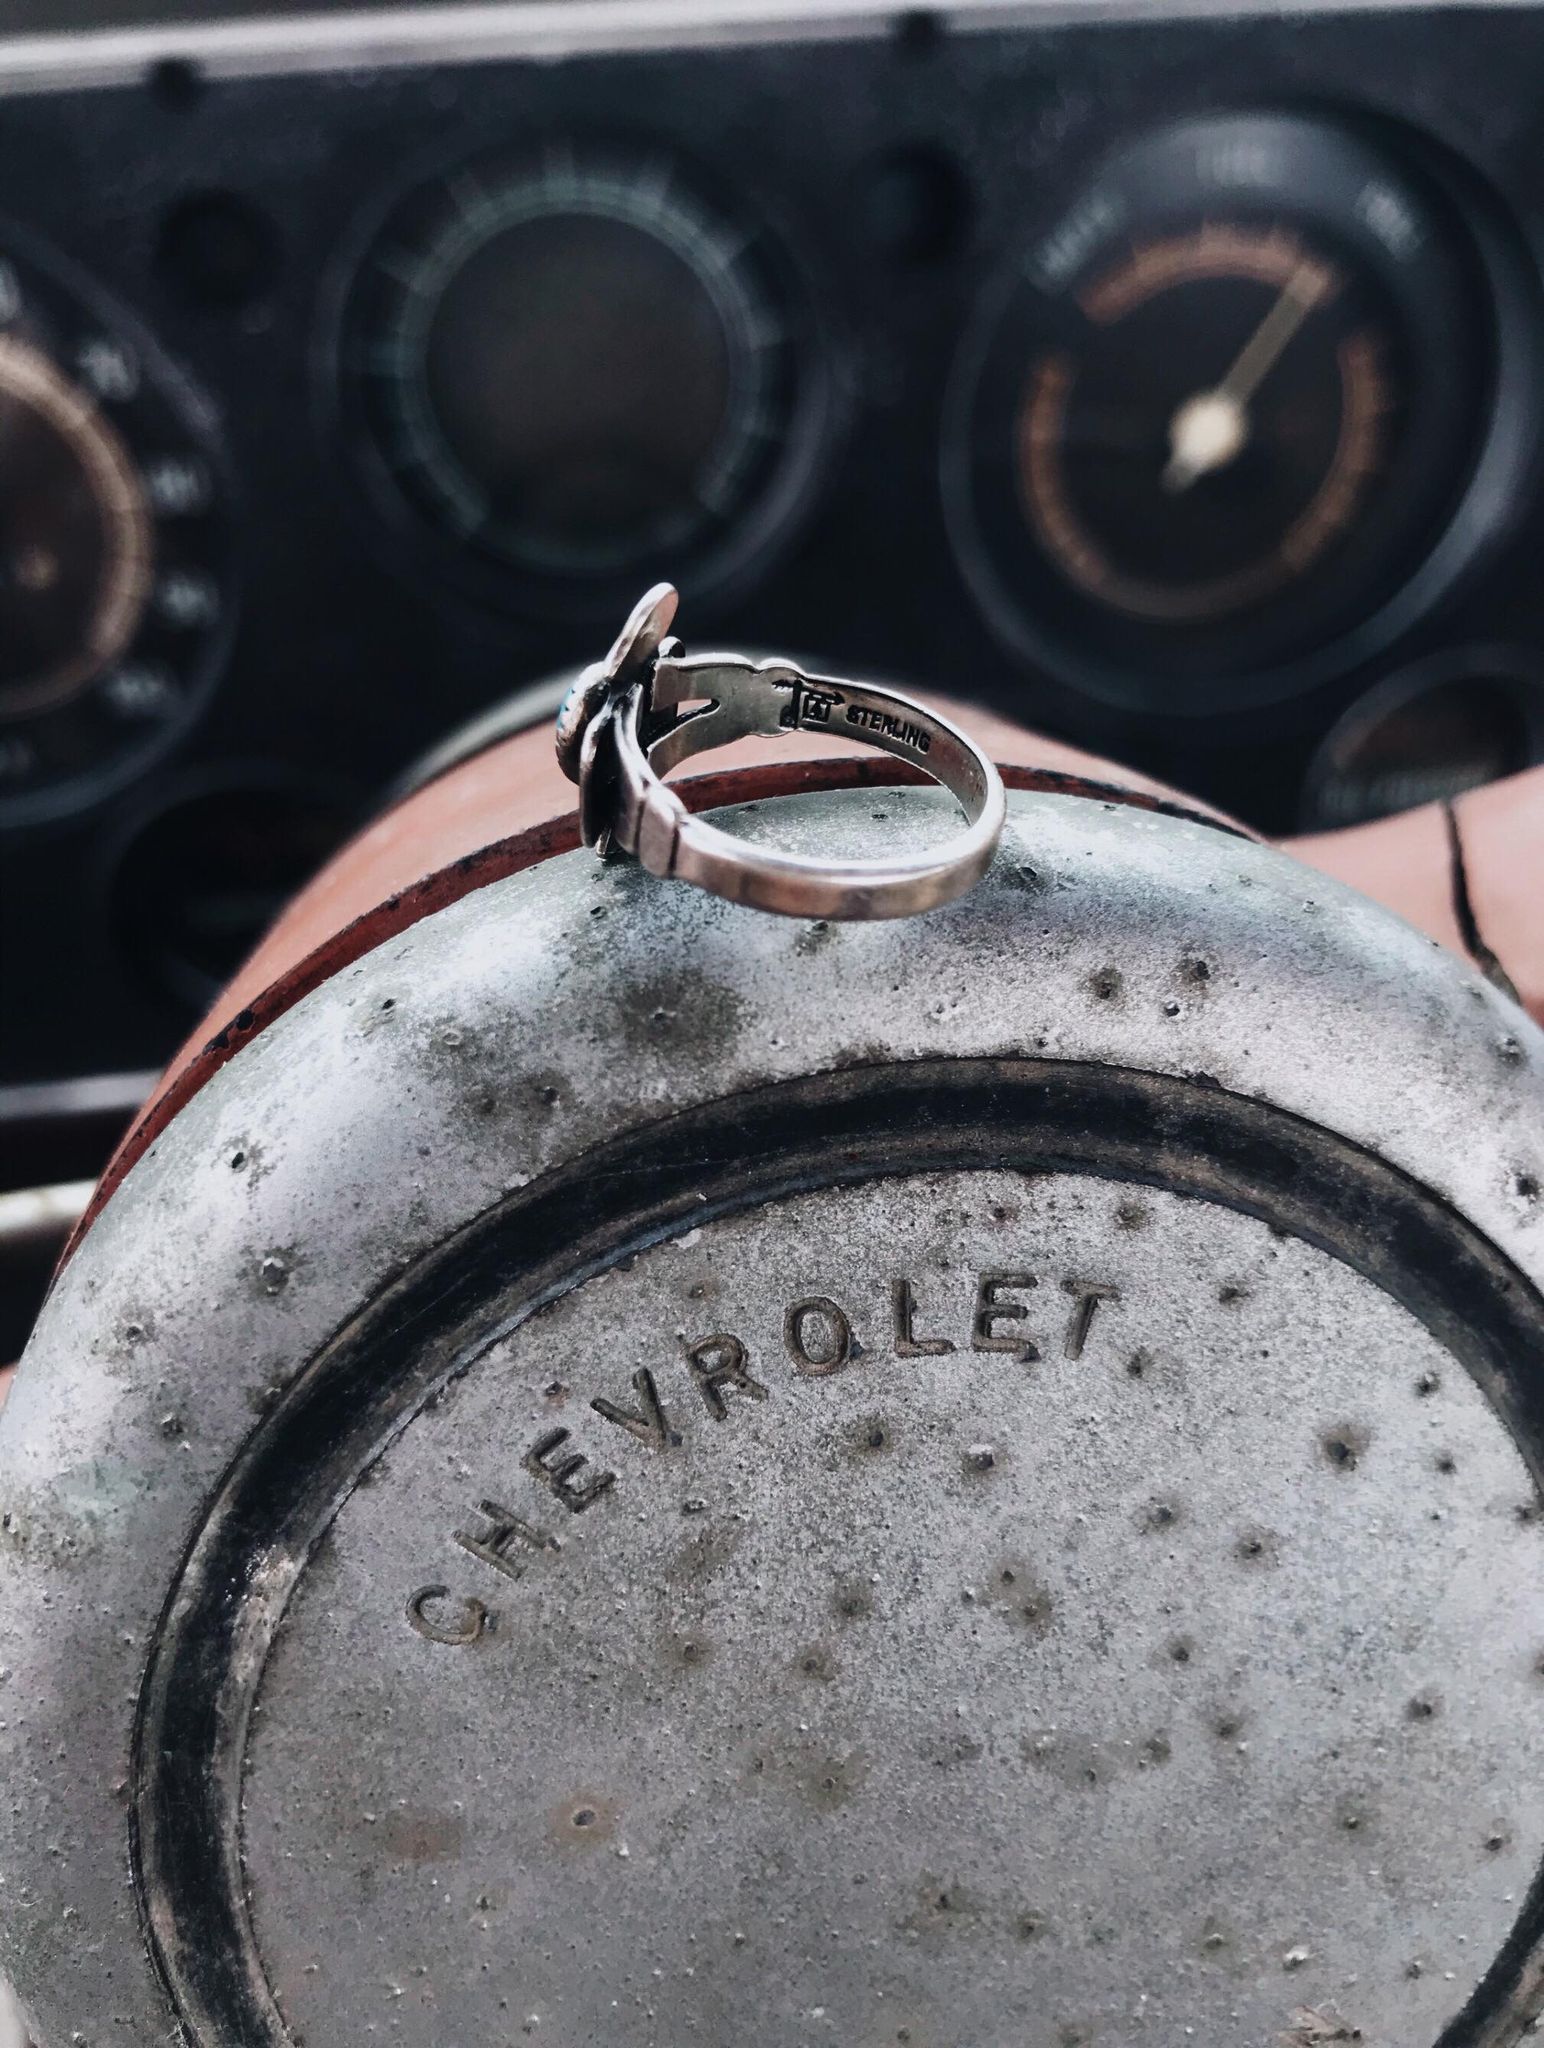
[1032,191,1124,291]
[155,571,221,629]
[75,336,139,403]
[144,456,211,518]
[1194,137,1283,190]
[446,168,497,232]
[101,662,177,720]
[1356,181,1423,263]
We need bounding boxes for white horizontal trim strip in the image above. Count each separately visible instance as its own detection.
[0,0,1531,98]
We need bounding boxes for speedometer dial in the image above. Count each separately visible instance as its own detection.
[0,240,233,828]
[0,333,152,720]
[945,114,1539,714]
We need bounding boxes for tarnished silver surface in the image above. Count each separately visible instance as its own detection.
[2,785,1543,2046]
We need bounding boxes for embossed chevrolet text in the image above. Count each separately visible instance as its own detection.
[405,1267,1121,1642]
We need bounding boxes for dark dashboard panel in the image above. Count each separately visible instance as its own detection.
[3,0,1544,1090]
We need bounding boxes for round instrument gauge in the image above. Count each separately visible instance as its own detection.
[1300,649,1544,829]
[944,113,1539,715]
[0,242,233,828]
[338,144,825,618]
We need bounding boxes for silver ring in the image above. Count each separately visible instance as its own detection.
[555,585,1007,921]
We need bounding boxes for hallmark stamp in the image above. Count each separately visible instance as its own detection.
[775,676,843,731]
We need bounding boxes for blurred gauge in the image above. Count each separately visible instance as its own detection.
[0,238,233,828]
[338,142,825,618]
[1300,651,1544,830]
[944,113,1539,715]
[109,774,354,1013]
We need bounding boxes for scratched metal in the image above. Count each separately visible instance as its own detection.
[1,785,1542,2047]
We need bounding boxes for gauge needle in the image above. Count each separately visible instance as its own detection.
[1162,261,1330,493]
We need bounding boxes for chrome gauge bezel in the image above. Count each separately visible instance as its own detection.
[329,133,836,627]
[0,225,237,832]
[942,111,1544,720]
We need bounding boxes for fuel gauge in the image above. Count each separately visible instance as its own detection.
[945,113,1539,715]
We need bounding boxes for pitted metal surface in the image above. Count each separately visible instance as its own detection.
[238,1175,1542,2048]
[2,786,1543,2046]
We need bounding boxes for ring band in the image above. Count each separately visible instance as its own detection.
[556,585,1007,921]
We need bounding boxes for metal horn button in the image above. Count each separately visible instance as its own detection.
[3,790,1543,2046]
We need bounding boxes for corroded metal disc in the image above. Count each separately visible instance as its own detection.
[3,787,1543,2048]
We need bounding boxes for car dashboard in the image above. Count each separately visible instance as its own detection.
[3,0,1544,1105]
